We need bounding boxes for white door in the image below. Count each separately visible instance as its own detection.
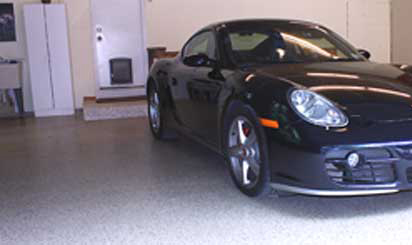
[91,0,148,99]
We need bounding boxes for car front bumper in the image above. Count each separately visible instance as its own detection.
[267,124,412,196]
[270,183,399,197]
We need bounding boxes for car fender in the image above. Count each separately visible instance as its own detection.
[148,59,176,105]
[217,73,301,152]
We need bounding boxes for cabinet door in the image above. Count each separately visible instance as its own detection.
[45,4,74,111]
[23,5,53,112]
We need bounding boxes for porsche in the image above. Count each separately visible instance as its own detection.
[147,19,412,197]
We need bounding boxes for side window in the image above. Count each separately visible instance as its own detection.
[226,32,273,64]
[229,33,270,51]
[183,31,216,59]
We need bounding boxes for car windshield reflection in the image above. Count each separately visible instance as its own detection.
[223,25,365,66]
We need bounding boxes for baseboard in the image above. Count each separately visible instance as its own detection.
[34,108,75,117]
[0,111,34,119]
[84,96,97,101]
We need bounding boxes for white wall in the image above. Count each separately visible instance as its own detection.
[60,0,95,109]
[0,0,35,58]
[0,0,38,111]
[145,0,391,63]
[391,0,412,64]
[0,0,397,110]
[146,0,348,51]
[347,0,391,63]
[0,0,95,109]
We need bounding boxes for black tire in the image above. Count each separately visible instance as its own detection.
[147,81,177,140]
[223,102,271,197]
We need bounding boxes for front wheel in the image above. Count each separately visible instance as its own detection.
[223,103,271,197]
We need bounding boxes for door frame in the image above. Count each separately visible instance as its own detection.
[90,0,149,99]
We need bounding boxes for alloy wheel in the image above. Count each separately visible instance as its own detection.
[228,116,261,189]
[149,90,161,132]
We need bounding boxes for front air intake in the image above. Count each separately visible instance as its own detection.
[406,167,412,183]
[325,148,398,185]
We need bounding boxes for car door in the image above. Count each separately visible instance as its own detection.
[188,67,226,145]
[169,31,220,139]
[185,31,228,145]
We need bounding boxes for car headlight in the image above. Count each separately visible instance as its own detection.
[289,89,348,128]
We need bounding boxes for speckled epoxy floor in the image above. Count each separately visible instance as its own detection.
[1,116,412,245]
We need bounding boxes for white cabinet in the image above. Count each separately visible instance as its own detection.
[23,4,74,117]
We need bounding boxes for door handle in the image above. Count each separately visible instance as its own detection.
[172,78,178,86]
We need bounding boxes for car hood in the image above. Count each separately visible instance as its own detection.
[254,61,412,123]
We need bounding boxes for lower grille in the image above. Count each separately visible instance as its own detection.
[406,167,412,183]
[325,157,398,185]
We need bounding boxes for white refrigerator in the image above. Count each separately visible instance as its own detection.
[23,4,74,117]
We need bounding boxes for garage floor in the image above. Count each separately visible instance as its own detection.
[1,116,412,245]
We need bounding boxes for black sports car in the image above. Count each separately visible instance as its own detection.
[147,19,412,197]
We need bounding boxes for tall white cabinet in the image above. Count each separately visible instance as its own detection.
[23,4,74,117]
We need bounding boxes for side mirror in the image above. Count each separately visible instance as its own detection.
[183,53,216,67]
[358,49,371,60]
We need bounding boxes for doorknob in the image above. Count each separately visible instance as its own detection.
[96,25,103,42]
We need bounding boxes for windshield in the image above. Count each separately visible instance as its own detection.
[222,23,365,66]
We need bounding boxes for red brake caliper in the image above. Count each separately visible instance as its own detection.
[243,126,251,137]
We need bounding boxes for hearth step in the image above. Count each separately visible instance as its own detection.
[83,97,147,121]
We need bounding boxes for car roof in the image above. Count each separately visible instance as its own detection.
[201,19,323,31]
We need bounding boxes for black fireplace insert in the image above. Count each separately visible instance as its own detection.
[110,58,133,85]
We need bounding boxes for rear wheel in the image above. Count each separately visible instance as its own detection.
[224,103,271,197]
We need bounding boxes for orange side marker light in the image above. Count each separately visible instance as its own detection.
[260,118,279,129]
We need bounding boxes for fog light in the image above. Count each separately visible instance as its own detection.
[347,152,360,168]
